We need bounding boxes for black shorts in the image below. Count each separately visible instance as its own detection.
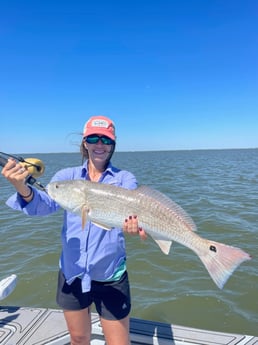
[56,270,131,320]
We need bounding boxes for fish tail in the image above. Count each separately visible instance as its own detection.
[198,240,251,289]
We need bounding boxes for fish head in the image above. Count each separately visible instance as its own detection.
[47,180,90,216]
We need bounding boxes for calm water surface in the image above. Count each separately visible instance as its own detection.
[0,149,257,336]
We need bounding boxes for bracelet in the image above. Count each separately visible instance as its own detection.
[19,187,33,199]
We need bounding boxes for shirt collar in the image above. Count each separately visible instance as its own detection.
[81,160,116,179]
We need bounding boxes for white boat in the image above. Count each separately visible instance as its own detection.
[0,305,257,345]
[0,275,17,301]
[0,274,257,344]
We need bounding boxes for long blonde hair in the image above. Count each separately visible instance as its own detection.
[80,140,89,163]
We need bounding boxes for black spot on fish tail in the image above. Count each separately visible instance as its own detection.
[209,245,217,252]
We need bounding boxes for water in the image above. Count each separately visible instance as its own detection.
[0,149,257,336]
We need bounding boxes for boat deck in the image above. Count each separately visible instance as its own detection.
[0,306,257,344]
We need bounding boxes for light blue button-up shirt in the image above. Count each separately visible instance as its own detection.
[6,161,137,292]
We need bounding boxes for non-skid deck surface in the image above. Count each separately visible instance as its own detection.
[0,306,257,344]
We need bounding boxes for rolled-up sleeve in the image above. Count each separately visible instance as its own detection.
[6,188,60,216]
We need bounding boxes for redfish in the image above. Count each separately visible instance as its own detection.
[48,180,251,289]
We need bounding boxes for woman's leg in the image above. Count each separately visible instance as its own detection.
[63,307,92,345]
[100,315,130,345]
[92,271,132,345]
[56,271,93,345]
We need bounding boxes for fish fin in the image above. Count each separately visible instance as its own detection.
[80,204,112,230]
[81,205,89,229]
[198,240,251,289]
[91,221,112,231]
[153,238,172,255]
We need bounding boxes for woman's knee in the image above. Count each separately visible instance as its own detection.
[63,308,92,345]
[69,333,91,345]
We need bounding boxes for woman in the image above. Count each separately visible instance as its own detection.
[1,115,146,345]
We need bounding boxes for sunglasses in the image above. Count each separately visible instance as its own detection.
[84,135,115,145]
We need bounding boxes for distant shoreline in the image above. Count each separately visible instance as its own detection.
[16,147,258,155]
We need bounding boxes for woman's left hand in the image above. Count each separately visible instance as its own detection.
[123,215,147,240]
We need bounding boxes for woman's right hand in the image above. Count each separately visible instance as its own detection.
[1,158,32,197]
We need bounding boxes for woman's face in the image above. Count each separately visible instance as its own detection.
[83,134,115,167]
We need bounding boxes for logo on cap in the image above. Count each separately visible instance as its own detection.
[91,119,109,128]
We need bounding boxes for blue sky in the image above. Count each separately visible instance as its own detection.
[1,0,257,153]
